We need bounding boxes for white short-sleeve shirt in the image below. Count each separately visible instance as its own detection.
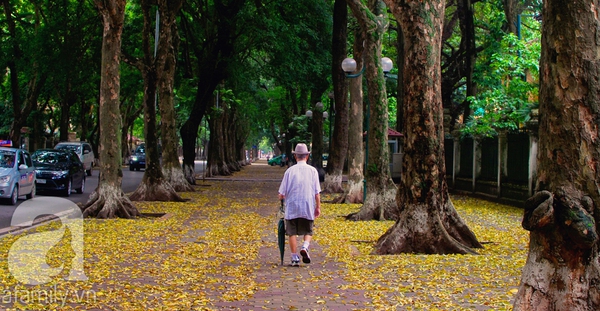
[278,161,321,220]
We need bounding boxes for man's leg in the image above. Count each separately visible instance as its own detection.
[289,235,300,266]
[289,235,298,254]
[303,235,312,244]
[300,235,312,263]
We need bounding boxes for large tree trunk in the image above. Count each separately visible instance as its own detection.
[128,0,185,202]
[345,35,366,204]
[205,101,231,177]
[345,0,397,221]
[395,24,405,133]
[322,0,349,194]
[375,0,482,254]
[119,99,131,164]
[334,29,365,204]
[502,0,518,35]
[80,99,93,144]
[281,88,297,163]
[9,75,46,148]
[83,0,139,218]
[309,91,325,179]
[59,93,73,142]
[225,105,241,172]
[513,0,600,309]
[232,106,250,167]
[178,71,220,184]
[180,117,203,184]
[120,99,142,164]
[30,107,44,152]
[156,0,194,193]
[234,117,249,167]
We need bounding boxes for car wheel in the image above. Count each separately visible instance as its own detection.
[136,166,140,171]
[86,168,92,176]
[26,183,35,200]
[129,164,135,171]
[76,177,85,194]
[9,185,18,205]
[63,179,72,197]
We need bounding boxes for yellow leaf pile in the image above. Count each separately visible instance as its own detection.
[317,195,527,310]
[0,164,528,310]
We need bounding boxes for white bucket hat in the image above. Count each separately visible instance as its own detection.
[293,143,310,155]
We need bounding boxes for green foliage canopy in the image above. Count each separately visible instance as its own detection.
[462,7,541,137]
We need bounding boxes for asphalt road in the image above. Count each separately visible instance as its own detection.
[0,161,206,230]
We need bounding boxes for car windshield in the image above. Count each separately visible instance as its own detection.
[56,144,81,153]
[33,151,68,164]
[136,146,145,153]
[0,151,16,168]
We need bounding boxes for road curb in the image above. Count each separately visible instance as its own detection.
[0,209,76,237]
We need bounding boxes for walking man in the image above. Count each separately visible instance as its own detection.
[278,143,322,266]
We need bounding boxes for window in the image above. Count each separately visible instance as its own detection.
[24,152,33,167]
[0,151,16,168]
[18,152,25,166]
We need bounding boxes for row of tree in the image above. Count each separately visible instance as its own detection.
[3,0,599,308]
[0,0,541,188]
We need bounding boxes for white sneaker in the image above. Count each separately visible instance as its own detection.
[291,255,300,266]
[300,247,311,264]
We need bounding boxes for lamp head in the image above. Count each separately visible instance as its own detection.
[381,57,393,73]
[341,58,357,73]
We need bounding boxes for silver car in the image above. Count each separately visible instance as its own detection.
[0,147,36,205]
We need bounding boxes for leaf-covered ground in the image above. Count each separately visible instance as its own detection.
[0,161,528,310]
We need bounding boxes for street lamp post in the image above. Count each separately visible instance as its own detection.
[342,56,393,201]
[327,92,334,157]
[306,102,327,172]
[281,133,287,166]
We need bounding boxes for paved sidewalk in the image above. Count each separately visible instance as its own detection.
[195,160,374,310]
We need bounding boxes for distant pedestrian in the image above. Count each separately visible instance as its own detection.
[278,143,321,266]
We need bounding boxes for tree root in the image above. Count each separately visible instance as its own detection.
[81,185,140,219]
[129,179,187,202]
[373,200,480,255]
[327,189,363,204]
[321,174,345,194]
[183,163,196,185]
[345,187,398,221]
[163,166,194,192]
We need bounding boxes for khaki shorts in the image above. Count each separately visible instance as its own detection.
[285,218,314,236]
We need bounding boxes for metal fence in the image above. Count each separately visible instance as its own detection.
[445,131,537,207]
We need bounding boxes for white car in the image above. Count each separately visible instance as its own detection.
[54,141,95,176]
[0,147,36,205]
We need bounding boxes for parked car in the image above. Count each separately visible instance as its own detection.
[129,144,146,171]
[268,154,286,166]
[0,147,36,205]
[32,149,85,197]
[54,141,95,176]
